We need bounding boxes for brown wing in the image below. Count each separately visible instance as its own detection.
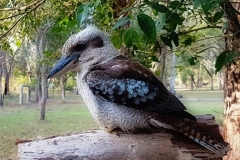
[86,55,196,120]
[93,56,170,99]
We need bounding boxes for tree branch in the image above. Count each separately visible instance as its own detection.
[0,11,28,21]
[0,0,45,11]
[179,26,222,35]
[0,0,45,39]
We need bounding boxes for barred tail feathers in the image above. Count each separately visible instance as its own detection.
[149,115,230,156]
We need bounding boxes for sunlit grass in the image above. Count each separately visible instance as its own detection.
[0,91,97,160]
[177,89,224,125]
[0,89,224,159]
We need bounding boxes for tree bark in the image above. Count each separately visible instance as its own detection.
[60,75,65,102]
[223,61,240,159]
[0,51,13,95]
[210,65,214,91]
[36,24,52,120]
[169,52,176,95]
[218,71,223,90]
[2,53,10,95]
[39,64,47,120]
[0,51,3,107]
[221,1,240,159]
[160,46,167,81]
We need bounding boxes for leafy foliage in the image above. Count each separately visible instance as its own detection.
[215,51,239,72]
[137,13,156,42]
[0,0,234,85]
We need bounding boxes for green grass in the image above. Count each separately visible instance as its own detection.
[0,89,224,159]
[177,90,224,125]
[176,90,223,99]
[0,92,98,160]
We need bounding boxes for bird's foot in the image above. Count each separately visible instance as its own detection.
[100,127,122,137]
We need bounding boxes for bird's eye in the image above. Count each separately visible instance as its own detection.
[75,43,86,52]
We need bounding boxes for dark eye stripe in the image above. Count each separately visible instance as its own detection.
[75,43,86,52]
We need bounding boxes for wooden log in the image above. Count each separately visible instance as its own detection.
[17,115,227,160]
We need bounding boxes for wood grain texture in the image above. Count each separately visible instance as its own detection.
[17,115,227,160]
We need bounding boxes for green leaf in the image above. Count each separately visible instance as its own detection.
[67,20,77,28]
[183,37,193,46]
[144,0,169,13]
[169,1,181,10]
[193,0,200,8]
[111,31,123,49]
[152,4,170,13]
[76,3,90,27]
[161,36,172,48]
[188,56,199,66]
[15,40,21,47]
[169,13,183,25]
[51,26,63,33]
[200,0,216,15]
[137,14,156,42]
[216,0,223,4]
[225,52,239,64]
[124,27,139,47]
[213,11,224,22]
[215,50,229,72]
[169,32,179,46]
[112,16,130,30]
[155,70,161,76]
[44,51,52,57]
[143,0,152,6]
[59,17,69,26]
[94,0,101,7]
[165,23,177,32]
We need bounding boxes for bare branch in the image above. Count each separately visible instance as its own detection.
[0,25,29,66]
[0,0,45,39]
[0,14,27,39]
[0,0,45,11]
[179,26,222,35]
[0,11,27,21]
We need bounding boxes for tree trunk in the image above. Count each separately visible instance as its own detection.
[218,71,223,90]
[223,61,240,159]
[190,75,194,90]
[39,65,47,120]
[35,85,39,102]
[0,51,3,107]
[160,47,167,81]
[36,24,53,120]
[60,75,65,102]
[1,51,13,95]
[221,1,240,159]
[210,67,214,91]
[4,75,10,95]
[169,52,176,95]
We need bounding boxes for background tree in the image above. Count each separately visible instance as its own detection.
[0,0,79,120]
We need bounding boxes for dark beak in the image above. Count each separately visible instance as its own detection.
[47,55,79,79]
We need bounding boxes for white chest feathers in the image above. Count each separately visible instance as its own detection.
[78,80,152,132]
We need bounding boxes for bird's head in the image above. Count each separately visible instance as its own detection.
[47,26,120,79]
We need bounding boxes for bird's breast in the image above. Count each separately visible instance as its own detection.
[78,80,152,132]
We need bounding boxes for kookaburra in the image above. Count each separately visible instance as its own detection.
[47,26,229,155]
